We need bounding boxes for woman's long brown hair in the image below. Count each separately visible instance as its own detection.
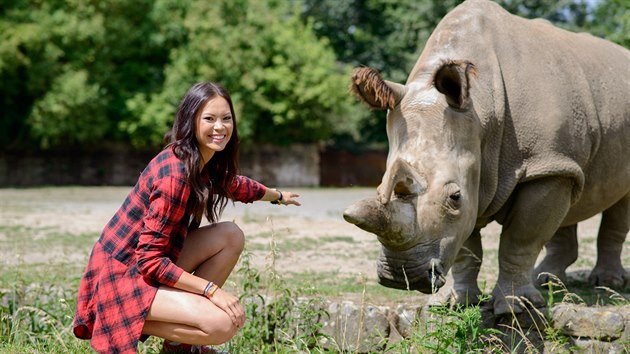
[165,82,239,226]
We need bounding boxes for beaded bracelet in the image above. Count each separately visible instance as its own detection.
[207,284,219,298]
[203,282,214,298]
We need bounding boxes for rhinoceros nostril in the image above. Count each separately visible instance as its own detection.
[427,269,446,290]
[427,258,446,291]
[342,210,359,225]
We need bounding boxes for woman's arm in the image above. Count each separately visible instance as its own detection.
[230,175,301,206]
[260,188,301,206]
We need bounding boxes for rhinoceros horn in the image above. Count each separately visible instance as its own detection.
[343,197,390,236]
[344,159,423,248]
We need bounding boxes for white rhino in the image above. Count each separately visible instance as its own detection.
[343,0,630,315]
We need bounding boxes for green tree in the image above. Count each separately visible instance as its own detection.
[0,0,106,148]
[29,70,107,148]
[1,0,623,151]
[122,0,356,147]
[497,0,591,29]
[587,0,630,49]
[0,0,170,149]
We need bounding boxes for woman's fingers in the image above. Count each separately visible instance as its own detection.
[283,192,301,206]
[211,289,244,327]
[226,298,243,326]
[232,302,245,327]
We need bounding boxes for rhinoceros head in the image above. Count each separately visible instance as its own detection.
[344,60,482,294]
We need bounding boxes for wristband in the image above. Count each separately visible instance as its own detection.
[270,188,283,205]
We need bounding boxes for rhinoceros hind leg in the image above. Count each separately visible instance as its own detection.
[533,224,578,287]
[588,193,630,289]
[428,230,483,307]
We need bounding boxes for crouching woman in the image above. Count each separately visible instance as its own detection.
[73,82,300,353]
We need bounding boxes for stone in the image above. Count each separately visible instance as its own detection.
[395,304,423,338]
[551,304,625,340]
[572,338,628,353]
[318,300,391,353]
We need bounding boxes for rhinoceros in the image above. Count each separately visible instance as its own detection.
[343,0,630,315]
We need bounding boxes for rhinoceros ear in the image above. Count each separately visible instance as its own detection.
[350,67,406,110]
[434,60,476,110]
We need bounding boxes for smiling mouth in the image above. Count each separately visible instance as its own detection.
[211,135,226,143]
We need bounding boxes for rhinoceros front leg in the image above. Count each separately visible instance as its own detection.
[589,193,630,289]
[452,229,484,303]
[429,230,483,306]
[493,178,573,315]
[533,224,578,287]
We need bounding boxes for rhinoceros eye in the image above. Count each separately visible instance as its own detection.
[446,190,462,211]
[444,183,462,213]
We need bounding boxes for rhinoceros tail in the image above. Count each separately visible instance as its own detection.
[349,67,397,110]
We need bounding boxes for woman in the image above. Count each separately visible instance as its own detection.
[73,82,301,354]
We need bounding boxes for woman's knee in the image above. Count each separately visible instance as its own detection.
[197,311,238,344]
[218,222,245,253]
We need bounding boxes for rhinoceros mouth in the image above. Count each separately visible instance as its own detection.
[376,244,446,294]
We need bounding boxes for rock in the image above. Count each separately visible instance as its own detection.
[572,338,628,353]
[394,304,423,338]
[319,300,390,353]
[551,304,624,340]
[276,297,327,347]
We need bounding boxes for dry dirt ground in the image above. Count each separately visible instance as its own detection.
[1,187,628,305]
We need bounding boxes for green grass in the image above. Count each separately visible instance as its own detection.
[0,224,98,255]
[273,271,425,305]
[246,234,359,253]
[1,244,627,353]
[0,265,89,353]
[2,225,624,353]
[1,186,628,353]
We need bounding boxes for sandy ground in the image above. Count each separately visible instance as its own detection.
[0,187,627,302]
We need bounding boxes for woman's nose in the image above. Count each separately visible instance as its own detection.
[213,120,224,130]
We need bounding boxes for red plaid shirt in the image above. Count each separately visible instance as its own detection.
[73,147,265,353]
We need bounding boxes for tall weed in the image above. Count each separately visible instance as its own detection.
[227,217,331,353]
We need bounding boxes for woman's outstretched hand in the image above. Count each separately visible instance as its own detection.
[209,288,245,328]
[280,191,301,206]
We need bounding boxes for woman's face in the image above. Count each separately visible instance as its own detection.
[195,96,233,162]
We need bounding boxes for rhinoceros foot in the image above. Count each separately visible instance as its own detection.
[588,266,629,289]
[533,265,568,289]
[427,285,484,308]
[491,283,545,316]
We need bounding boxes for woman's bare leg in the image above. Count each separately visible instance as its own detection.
[177,222,245,285]
[141,222,245,344]
[143,287,236,345]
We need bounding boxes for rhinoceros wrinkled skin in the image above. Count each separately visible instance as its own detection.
[343,0,630,315]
